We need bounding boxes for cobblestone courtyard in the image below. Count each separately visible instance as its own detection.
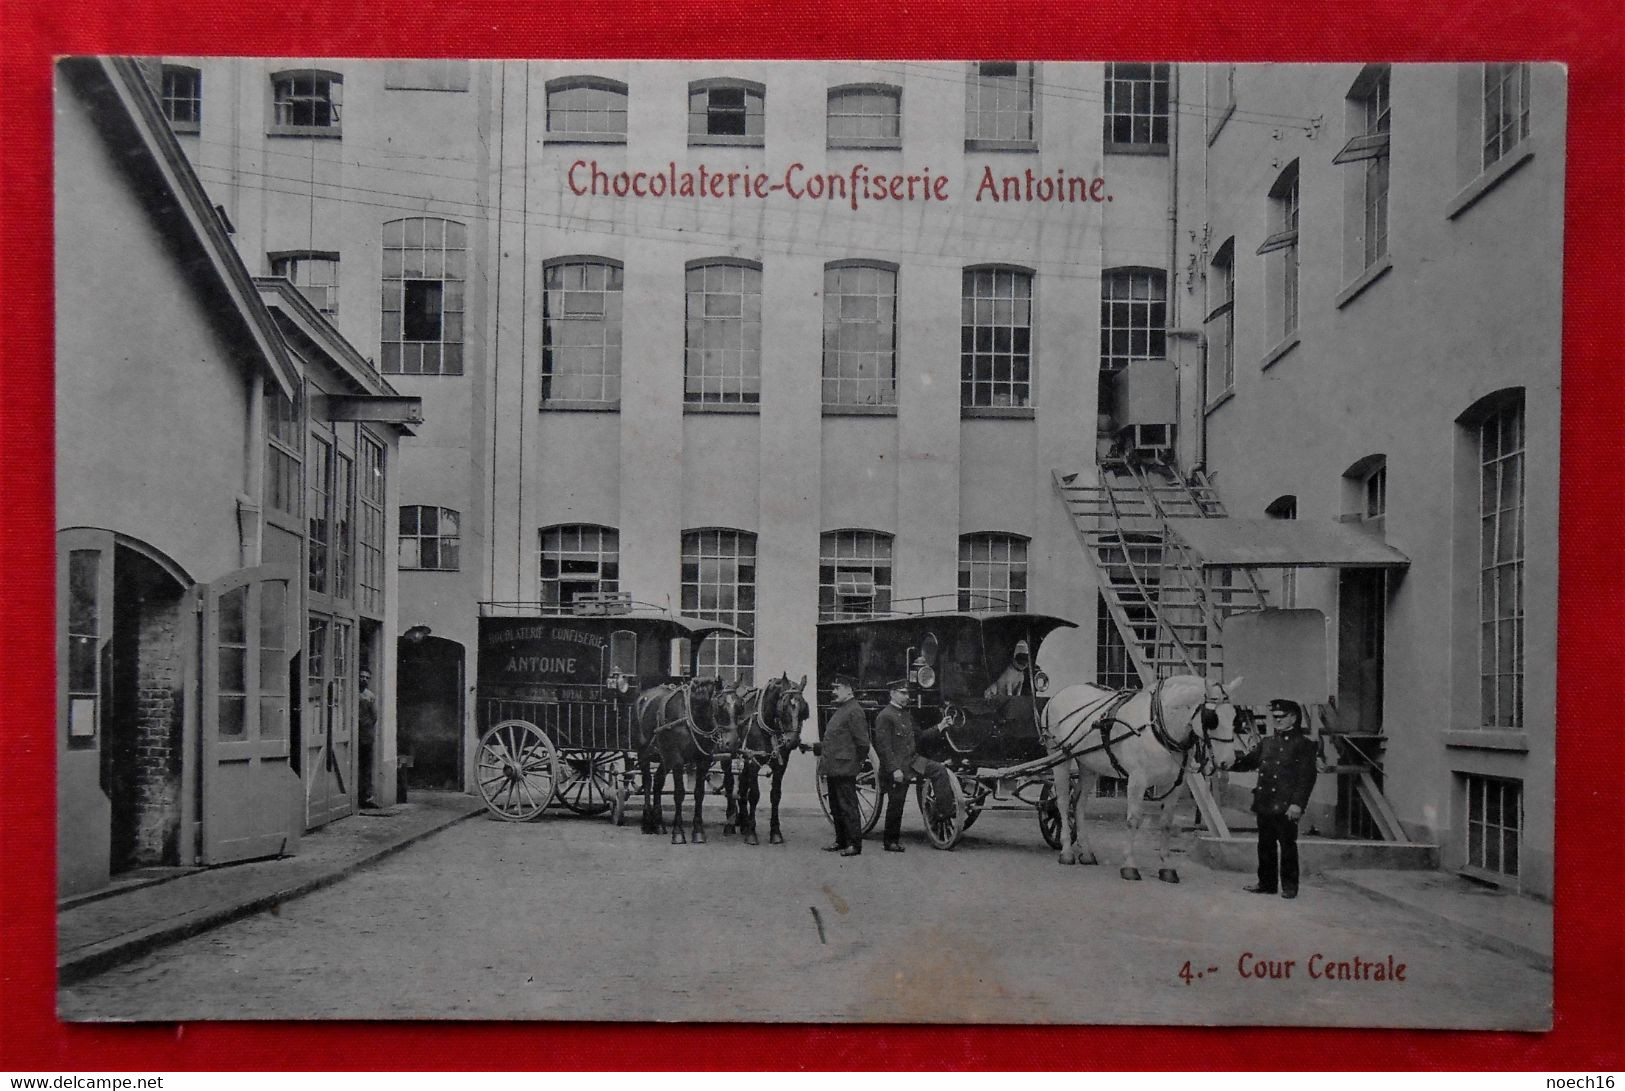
[59,807,1550,1027]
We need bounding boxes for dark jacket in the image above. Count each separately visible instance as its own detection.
[873,702,934,781]
[820,698,872,778]
[1231,728,1319,816]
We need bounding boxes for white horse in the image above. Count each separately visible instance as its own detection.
[1041,675,1247,882]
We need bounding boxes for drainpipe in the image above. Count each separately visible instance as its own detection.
[1166,65,1182,465]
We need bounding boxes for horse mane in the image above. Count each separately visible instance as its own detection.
[1157,675,1212,713]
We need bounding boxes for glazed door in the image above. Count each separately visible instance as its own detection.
[304,614,357,828]
[199,564,299,864]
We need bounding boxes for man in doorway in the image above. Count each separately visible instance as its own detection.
[815,673,870,857]
[874,678,957,852]
[357,669,380,809]
[1230,697,1319,899]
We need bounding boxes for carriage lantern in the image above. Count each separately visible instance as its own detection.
[1033,669,1050,693]
[911,655,936,689]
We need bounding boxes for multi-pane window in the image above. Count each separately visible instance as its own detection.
[265,382,301,520]
[1101,267,1168,376]
[1096,591,1139,691]
[307,435,332,594]
[382,60,470,92]
[827,85,901,148]
[1205,241,1235,399]
[66,550,101,742]
[681,530,757,685]
[684,261,762,404]
[1259,162,1301,341]
[160,65,201,133]
[333,452,354,599]
[688,80,765,144]
[965,62,1035,144]
[1479,396,1524,730]
[270,251,339,317]
[961,267,1033,409]
[358,435,386,616]
[546,77,629,139]
[381,217,467,376]
[1104,63,1170,150]
[399,506,460,571]
[1483,63,1531,170]
[542,259,623,405]
[822,262,897,408]
[959,533,1028,612]
[1336,66,1392,272]
[1464,774,1522,881]
[271,71,342,132]
[1364,464,1387,521]
[539,525,620,608]
[819,531,894,620]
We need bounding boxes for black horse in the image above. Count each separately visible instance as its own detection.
[633,677,734,844]
[719,673,810,846]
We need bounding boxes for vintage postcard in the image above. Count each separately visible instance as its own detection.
[52,58,1558,1027]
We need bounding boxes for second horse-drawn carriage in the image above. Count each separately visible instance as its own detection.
[813,607,1080,850]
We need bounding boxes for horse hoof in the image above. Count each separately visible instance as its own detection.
[744,832,759,846]
[1082,854,1099,866]
[692,828,707,844]
[1158,868,1180,884]
[769,830,784,845]
[1058,850,1077,866]
[671,829,687,845]
[1120,867,1142,881]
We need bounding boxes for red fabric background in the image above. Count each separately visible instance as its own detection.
[2,0,1621,1070]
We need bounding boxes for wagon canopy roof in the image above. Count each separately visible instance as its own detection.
[818,612,1078,645]
[480,607,743,638]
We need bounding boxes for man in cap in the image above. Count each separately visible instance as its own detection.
[357,668,380,809]
[814,673,870,857]
[1229,697,1320,898]
[873,678,958,852]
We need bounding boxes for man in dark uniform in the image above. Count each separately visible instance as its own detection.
[1230,697,1320,899]
[815,673,870,857]
[873,678,957,852]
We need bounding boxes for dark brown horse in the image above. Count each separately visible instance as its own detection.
[633,678,734,844]
[718,673,810,846]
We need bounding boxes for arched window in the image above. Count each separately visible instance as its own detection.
[1459,389,1525,730]
[819,531,894,619]
[546,76,628,141]
[270,69,343,134]
[381,217,468,375]
[539,525,620,607]
[681,530,757,684]
[1342,454,1387,524]
[542,257,623,405]
[961,266,1034,409]
[1205,240,1235,401]
[822,261,897,408]
[684,260,762,404]
[1258,161,1301,343]
[827,84,901,149]
[958,532,1029,612]
[688,78,765,146]
[160,64,201,133]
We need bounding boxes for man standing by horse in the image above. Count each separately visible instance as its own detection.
[816,674,870,857]
[874,678,957,853]
[1230,697,1320,899]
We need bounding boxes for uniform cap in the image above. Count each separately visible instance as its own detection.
[1267,698,1303,719]
[887,678,912,693]
[831,673,858,690]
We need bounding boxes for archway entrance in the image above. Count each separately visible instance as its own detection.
[397,634,464,790]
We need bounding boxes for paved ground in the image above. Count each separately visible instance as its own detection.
[58,805,1551,1028]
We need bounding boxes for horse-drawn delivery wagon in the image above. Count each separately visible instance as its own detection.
[474,597,742,823]
[812,607,1080,849]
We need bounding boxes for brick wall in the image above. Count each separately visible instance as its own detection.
[132,598,183,864]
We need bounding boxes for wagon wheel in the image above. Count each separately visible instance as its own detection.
[476,720,559,822]
[815,745,883,834]
[916,772,967,850]
[1037,777,1082,850]
[961,778,989,833]
[555,749,617,816]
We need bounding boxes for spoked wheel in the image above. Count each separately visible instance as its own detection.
[815,745,883,834]
[916,773,967,850]
[554,749,617,816]
[476,720,559,821]
[1037,777,1082,850]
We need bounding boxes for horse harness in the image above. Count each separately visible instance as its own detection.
[641,682,729,759]
[1048,679,1222,802]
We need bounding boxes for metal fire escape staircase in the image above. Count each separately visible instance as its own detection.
[1052,455,1271,838]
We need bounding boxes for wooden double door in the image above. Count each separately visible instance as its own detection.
[304,611,357,829]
